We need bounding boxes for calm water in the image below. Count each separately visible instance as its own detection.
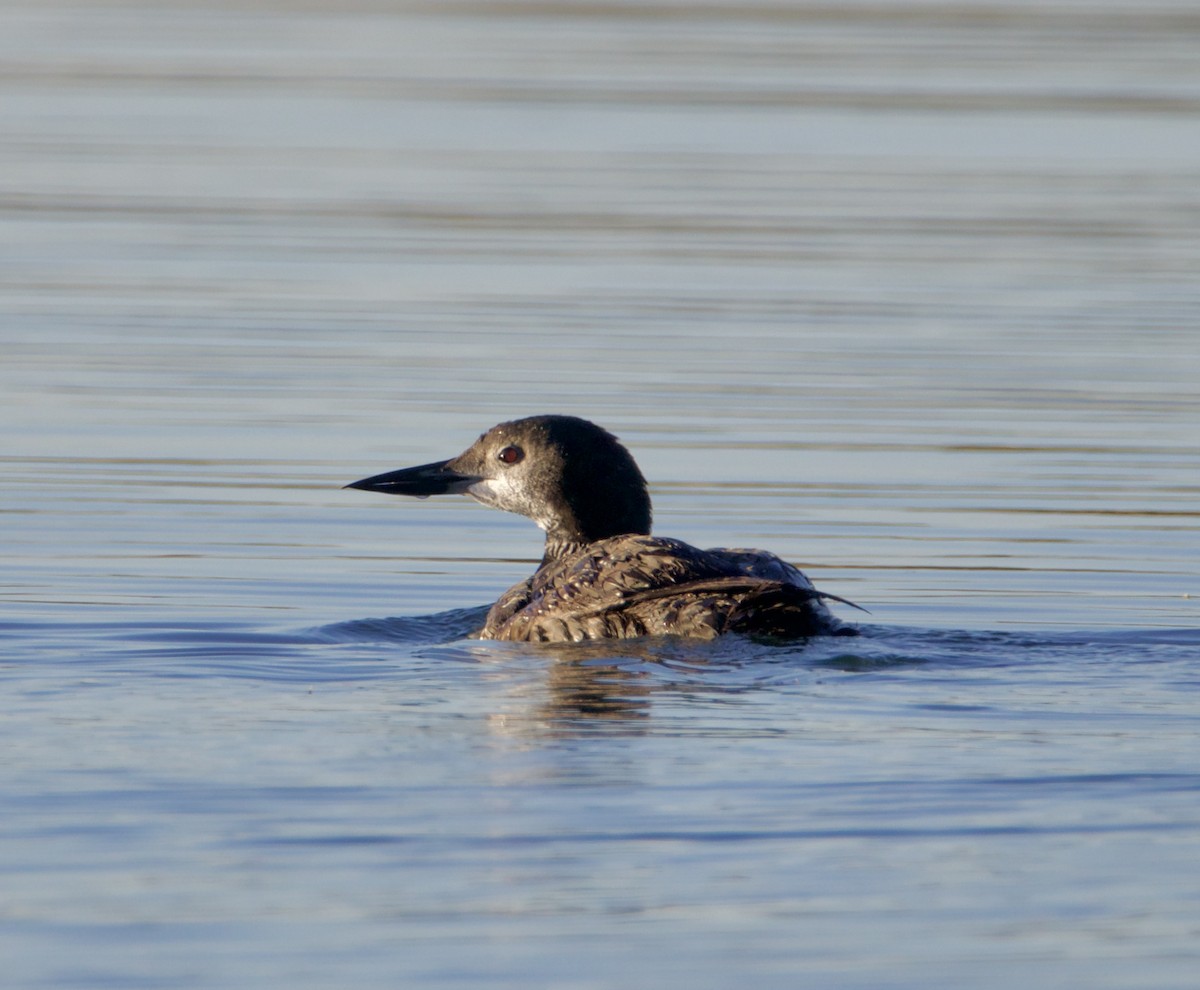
[2,1,1199,987]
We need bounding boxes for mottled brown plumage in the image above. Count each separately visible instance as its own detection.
[479,535,843,641]
[347,416,858,643]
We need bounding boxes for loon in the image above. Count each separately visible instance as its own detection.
[346,415,859,643]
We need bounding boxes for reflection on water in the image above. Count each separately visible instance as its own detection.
[2,0,1200,988]
[513,651,659,729]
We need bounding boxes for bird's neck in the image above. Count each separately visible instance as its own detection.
[541,530,589,565]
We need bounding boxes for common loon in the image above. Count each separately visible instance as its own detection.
[347,415,860,643]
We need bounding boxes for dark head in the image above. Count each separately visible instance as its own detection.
[347,415,652,559]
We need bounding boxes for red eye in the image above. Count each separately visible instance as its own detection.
[497,445,524,465]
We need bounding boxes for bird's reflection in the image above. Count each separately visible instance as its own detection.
[469,635,793,739]
[537,644,659,727]
[397,608,854,739]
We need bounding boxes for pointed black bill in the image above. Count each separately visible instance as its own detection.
[344,459,478,498]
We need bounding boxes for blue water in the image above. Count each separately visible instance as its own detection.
[3,0,1199,987]
[4,614,1199,988]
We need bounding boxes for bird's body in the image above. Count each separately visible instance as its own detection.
[347,415,857,643]
[479,534,843,642]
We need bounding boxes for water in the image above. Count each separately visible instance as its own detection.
[2,1,1199,987]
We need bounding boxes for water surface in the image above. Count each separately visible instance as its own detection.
[2,1,1198,988]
